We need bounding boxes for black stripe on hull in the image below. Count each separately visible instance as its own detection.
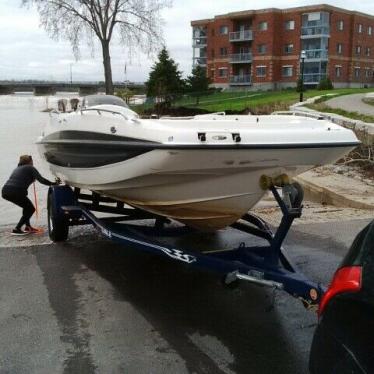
[41,144,151,168]
[38,131,359,168]
[40,131,157,167]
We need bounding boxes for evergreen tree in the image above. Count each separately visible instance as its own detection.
[146,48,184,108]
[186,65,211,105]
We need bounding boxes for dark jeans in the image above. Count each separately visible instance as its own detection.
[2,186,35,229]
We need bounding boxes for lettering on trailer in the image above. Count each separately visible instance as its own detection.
[100,226,112,239]
[159,247,197,264]
[95,222,197,264]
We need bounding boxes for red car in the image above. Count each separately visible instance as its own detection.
[309,220,374,373]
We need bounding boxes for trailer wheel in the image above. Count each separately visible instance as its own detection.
[48,191,69,242]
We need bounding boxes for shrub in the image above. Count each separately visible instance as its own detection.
[317,77,333,90]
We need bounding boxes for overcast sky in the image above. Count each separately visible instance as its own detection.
[0,0,373,83]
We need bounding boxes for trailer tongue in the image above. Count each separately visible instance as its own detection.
[47,178,325,310]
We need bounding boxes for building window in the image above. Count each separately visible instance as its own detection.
[285,20,295,30]
[354,67,360,78]
[358,24,363,33]
[220,47,227,57]
[219,25,228,35]
[218,67,228,77]
[258,21,268,31]
[256,66,266,77]
[282,66,293,77]
[336,43,343,54]
[257,44,267,54]
[355,45,361,55]
[337,20,344,31]
[366,47,371,57]
[369,26,373,35]
[284,43,294,54]
[335,66,342,78]
[365,68,371,78]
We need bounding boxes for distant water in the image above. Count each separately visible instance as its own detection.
[0,93,79,226]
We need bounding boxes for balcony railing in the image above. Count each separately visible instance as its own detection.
[230,53,252,63]
[304,49,328,60]
[193,31,207,39]
[193,57,207,66]
[303,73,327,83]
[192,38,207,48]
[301,26,330,37]
[229,30,253,42]
[229,74,251,85]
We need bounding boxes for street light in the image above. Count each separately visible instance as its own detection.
[70,63,73,85]
[299,50,306,102]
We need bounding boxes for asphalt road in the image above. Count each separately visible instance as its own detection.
[0,217,371,374]
[325,93,374,116]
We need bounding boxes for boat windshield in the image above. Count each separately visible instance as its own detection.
[82,95,129,108]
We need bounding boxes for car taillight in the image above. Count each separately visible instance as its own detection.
[318,266,362,317]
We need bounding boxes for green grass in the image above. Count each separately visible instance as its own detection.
[130,87,374,114]
[362,98,374,107]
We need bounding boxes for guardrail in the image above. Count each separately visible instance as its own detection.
[229,30,253,42]
[230,53,252,63]
[229,75,251,85]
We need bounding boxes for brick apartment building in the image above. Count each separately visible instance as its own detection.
[191,4,374,89]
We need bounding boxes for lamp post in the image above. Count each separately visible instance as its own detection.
[299,50,306,102]
[70,63,73,85]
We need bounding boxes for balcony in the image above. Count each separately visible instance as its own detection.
[193,57,207,66]
[301,26,330,38]
[304,49,328,60]
[192,38,207,48]
[229,74,251,85]
[229,30,253,42]
[230,53,252,63]
[303,73,327,84]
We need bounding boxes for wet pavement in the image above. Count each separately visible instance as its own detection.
[0,214,371,373]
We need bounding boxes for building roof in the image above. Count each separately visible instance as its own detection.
[190,4,374,25]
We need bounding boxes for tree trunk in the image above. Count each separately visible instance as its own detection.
[102,40,114,95]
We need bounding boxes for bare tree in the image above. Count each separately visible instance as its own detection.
[23,0,171,94]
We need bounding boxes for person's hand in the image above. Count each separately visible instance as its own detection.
[54,177,61,185]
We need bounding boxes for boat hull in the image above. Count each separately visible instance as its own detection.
[39,146,355,230]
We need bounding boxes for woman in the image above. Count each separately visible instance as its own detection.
[1,155,59,235]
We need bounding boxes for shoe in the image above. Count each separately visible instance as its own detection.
[25,226,41,234]
[11,228,30,236]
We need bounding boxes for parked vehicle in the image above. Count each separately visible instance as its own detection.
[309,220,374,374]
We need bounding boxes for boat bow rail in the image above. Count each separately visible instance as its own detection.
[47,181,325,310]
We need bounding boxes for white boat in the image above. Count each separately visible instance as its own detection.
[37,95,359,230]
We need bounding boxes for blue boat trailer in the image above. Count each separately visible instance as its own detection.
[47,182,325,310]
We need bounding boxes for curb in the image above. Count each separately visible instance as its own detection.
[294,175,374,210]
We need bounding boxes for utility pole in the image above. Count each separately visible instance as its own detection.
[70,63,73,85]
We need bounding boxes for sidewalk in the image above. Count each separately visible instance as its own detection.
[294,167,374,210]
[290,95,374,145]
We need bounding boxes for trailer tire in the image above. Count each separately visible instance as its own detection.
[48,192,69,242]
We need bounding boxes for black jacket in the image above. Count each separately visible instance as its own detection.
[3,165,53,195]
